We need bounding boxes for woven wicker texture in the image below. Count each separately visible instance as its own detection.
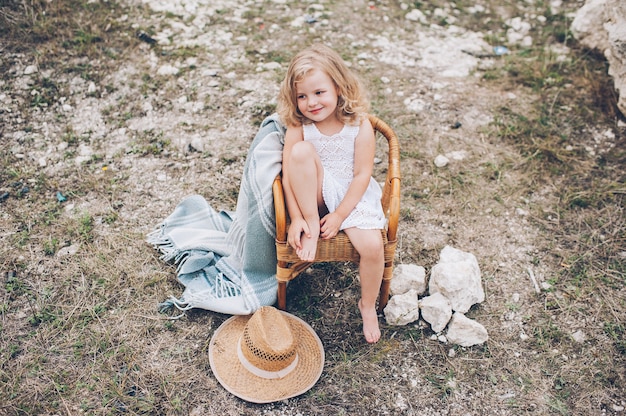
[273,115,401,312]
[209,307,325,403]
[241,306,296,372]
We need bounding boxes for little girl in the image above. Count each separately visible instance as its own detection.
[277,44,387,344]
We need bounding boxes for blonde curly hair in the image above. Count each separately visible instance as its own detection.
[277,44,369,127]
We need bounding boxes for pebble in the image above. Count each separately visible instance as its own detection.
[571,330,586,343]
[24,65,38,75]
[157,64,179,76]
[57,244,79,257]
[434,154,449,167]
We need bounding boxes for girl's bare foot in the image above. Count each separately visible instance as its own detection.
[358,299,381,343]
[296,221,319,261]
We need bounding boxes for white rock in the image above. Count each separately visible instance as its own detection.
[515,207,529,216]
[157,64,179,76]
[257,61,282,71]
[406,9,427,23]
[429,246,485,313]
[24,65,38,75]
[571,330,587,343]
[446,312,488,346]
[434,154,449,167]
[57,244,79,257]
[404,97,427,113]
[419,292,453,333]
[384,289,420,326]
[189,136,205,152]
[390,263,427,296]
[571,0,610,51]
[571,0,626,115]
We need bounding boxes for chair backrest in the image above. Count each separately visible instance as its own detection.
[368,115,401,243]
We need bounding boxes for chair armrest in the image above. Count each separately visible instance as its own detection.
[387,177,401,242]
[272,175,287,241]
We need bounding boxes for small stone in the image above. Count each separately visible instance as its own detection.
[571,330,586,343]
[24,65,38,75]
[406,9,426,23]
[57,244,79,257]
[157,65,179,76]
[515,207,529,216]
[434,154,449,167]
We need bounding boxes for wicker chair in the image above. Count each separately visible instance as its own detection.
[272,114,401,313]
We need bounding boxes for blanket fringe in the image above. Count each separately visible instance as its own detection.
[158,295,191,319]
[147,230,179,263]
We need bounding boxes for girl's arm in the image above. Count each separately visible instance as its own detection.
[320,118,376,238]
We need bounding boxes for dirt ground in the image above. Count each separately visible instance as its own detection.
[1,0,625,415]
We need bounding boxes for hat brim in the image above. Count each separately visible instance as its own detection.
[209,310,325,403]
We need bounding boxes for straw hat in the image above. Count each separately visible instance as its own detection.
[209,306,325,403]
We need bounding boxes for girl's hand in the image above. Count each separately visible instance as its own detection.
[287,218,310,250]
[320,212,342,239]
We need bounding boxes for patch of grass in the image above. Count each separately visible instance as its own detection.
[604,322,626,356]
[425,369,456,398]
[43,237,60,256]
[1,0,134,58]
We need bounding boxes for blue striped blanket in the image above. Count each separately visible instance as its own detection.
[147,114,285,315]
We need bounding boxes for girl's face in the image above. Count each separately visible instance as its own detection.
[295,69,339,124]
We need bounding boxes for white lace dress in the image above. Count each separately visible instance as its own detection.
[302,121,386,230]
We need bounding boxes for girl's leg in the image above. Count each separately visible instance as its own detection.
[344,228,384,343]
[287,141,324,261]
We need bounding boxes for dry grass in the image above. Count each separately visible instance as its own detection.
[1,0,625,415]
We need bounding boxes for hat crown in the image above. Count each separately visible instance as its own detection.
[241,306,296,372]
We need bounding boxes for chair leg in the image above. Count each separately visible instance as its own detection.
[377,261,394,313]
[277,281,287,310]
[378,278,390,313]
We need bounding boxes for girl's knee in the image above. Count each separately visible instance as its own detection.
[289,141,316,164]
[357,235,384,260]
